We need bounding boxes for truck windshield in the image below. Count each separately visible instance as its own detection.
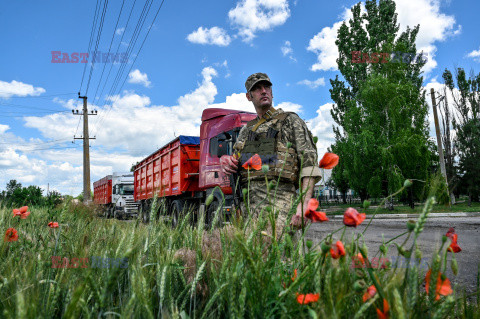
[119,184,134,195]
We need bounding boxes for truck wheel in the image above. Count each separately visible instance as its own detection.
[205,199,224,230]
[171,200,183,228]
[107,206,114,218]
[141,201,150,223]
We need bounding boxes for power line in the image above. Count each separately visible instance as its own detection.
[0,92,76,99]
[92,0,126,104]
[85,0,110,96]
[91,0,153,136]
[79,0,101,94]
[94,0,166,135]
[90,0,139,134]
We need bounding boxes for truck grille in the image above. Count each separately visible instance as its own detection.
[124,199,139,214]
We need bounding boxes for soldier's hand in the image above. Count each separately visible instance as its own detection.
[220,155,239,176]
[290,214,310,229]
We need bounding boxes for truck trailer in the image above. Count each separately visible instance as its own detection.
[134,108,256,225]
[93,172,138,218]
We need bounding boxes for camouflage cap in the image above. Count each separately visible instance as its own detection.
[245,73,272,92]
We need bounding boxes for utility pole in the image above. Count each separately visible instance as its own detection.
[74,93,97,203]
[430,88,450,204]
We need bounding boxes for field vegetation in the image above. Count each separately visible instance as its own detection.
[1,178,479,318]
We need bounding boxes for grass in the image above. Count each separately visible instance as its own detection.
[0,191,479,318]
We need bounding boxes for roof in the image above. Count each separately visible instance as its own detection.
[201,108,254,121]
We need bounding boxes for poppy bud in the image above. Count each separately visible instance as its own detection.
[363,200,371,209]
[354,280,366,292]
[396,244,406,256]
[404,179,413,188]
[268,181,276,191]
[205,194,214,207]
[406,220,416,232]
[313,136,318,144]
[415,248,422,260]
[451,259,458,276]
[306,240,313,249]
[321,242,331,255]
[380,244,387,255]
[266,206,272,213]
[242,188,248,196]
[360,244,368,256]
[261,164,269,174]
[442,235,447,244]
[355,269,365,278]
[286,142,292,148]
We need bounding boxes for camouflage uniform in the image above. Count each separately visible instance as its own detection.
[233,107,322,230]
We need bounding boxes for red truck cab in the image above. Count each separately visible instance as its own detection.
[134,108,256,224]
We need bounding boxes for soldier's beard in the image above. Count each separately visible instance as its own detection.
[254,102,272,115]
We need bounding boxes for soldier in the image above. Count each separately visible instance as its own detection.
[221,73,321,231]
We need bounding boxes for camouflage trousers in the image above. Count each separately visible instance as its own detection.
[241,179,297,234]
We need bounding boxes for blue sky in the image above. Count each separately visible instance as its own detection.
[0,0,478,195]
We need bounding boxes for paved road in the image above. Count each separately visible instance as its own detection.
[305,215,480,295]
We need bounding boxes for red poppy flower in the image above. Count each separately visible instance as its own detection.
[376,299,390,319]
[343,207,366,227]
[242,154,262,170]
[13,206,30,219]
[319,152,339,169]
[425,270,453,300]
[291,269,297,281]
[296,293,320,305]
[4,228,18,242]
[330,241,346,259]
[48,222,59,228]
[304,198,329,222]
[363,285,377,302]
[446,228,461,253]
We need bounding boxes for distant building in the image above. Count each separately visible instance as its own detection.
[313,169,356,203]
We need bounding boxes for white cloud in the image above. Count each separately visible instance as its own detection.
[187,27,232,46]
[6,66,308,195]
[228,0,290,42]
[281,40,296,62]
[307,19,346,72]
[307,0,459,74]
[467,48,480,62]
[0,80,46,98]
[128,69,152,88]
[297,78,326,89]
[116,27,125,35]
[306,103,336,155]
[0,124,9,134]
[276,102,302,113]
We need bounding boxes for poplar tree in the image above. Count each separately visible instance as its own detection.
[443,68,480,203]
[329,0,431,207]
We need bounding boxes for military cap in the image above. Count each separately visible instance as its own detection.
[245,73,272,92]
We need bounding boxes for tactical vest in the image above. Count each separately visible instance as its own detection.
[239,110,298,184]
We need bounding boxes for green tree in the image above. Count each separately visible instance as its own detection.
[443,67,480,202]
[329,0,431,208]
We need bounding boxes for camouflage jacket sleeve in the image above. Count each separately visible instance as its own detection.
[282,113,322,183]
[233,124,249,153]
